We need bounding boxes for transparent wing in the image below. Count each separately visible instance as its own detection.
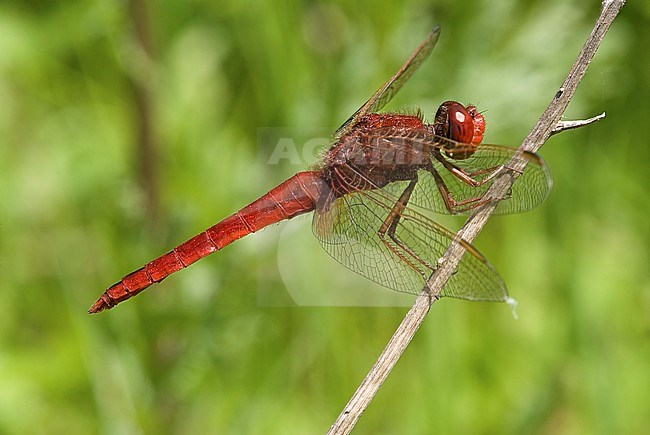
[312,187,508,302]
[427,144,552,215]
[334,26,441,139]
[370,130,553,215]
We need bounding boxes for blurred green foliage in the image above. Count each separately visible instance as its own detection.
[0,0,648,433]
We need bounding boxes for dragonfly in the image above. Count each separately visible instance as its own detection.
[89,26,552,314]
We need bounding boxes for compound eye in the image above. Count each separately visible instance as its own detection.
[447,104,474,144]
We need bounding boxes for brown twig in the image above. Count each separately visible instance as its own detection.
[327,1,625,433]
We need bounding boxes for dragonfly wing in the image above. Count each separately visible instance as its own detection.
[426,143,552,215]
[312,187,508,302]
[334,26,441,139]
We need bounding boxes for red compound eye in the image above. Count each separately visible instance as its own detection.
[434,101,486,160]
[446,103,475,144]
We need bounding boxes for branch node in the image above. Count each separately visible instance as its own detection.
[551,112,606,136]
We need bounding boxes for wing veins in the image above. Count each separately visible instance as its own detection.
[334,26,441,138]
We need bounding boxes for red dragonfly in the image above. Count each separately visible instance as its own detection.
[89,26,551,314]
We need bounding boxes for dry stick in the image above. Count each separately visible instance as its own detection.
[327,1,626,434]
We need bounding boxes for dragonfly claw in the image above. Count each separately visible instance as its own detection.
[503,164,524,176]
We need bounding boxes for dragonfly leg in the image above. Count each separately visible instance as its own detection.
[377,177,436,277]
[429,149,521,214]
[427,163,494,214]
[433,148,505,187]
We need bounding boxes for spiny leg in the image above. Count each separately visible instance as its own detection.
[429,151,518,214]
[432,148,507,187]
[427,163,494,214]
[377,176,436,279]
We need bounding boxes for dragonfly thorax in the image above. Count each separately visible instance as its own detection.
[323,114,432,196]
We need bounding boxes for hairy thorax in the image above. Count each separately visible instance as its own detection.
[322,113,431,196]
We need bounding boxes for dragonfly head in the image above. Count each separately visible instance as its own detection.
[433,101,486,159]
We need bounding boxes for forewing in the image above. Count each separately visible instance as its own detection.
[334,26,441,139]
[312,187,508,302]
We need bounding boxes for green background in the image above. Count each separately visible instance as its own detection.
[1,0,648,433]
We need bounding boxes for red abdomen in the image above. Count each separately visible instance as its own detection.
[89,171,327,313]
